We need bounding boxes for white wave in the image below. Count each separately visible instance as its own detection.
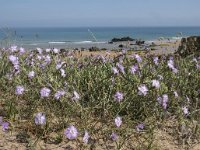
[74,41,93,44]
[171,37,182,40]
[74,41,106,44]
[48,42,66,44]
[29,43,38,45]
[146,40,155,44]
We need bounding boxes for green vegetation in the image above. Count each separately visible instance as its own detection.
[0,47,200,149]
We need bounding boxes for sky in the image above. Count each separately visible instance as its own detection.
[0,0,200,27]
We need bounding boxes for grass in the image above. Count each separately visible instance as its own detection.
[0,47,200,149]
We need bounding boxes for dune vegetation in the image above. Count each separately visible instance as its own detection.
[0,46,200,149]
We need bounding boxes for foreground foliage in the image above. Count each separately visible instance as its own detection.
[0,47,200,149]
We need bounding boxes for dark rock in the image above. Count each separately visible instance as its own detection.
[74,48,79,51]
[101,48,107,51]
[111,36,135,42]
[151,42,156,46]
[60,49,66,53]
[118,44,124,48]
[89,47,100,51]
[136,40,145,45]
[176,36,200,57]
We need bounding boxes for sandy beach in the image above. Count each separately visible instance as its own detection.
[70,39,181,58]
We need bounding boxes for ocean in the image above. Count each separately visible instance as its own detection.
[0,27,200,49]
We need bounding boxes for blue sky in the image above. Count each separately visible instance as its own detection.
[0,0,200,27]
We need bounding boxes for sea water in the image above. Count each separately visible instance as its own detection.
[0,27,200,49]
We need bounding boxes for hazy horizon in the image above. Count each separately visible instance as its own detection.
[1,0,200,27]
[2,26,200,28]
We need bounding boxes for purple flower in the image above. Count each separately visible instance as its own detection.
[197,64,200,69]
[0,116,8,131]
[138,85,148,96]
[193,58,198,63]
[40,87,51,98]
[153,57,159,65]
[157,96,162,104]
[72,91,80,101]
[14,64,20,71]
[44,55,51,64]
[182,107,189,115]
[56,62,64,70]
[112,67,119,75]
[83,130,90,144]
[46,48,51,53]
[19,47,25,54]
[28,71,35,79]
[162,103,167,109]
[37,48,43,54]
[34,112,46,125]
[174,91,178,97]
[167,59,178,73]
[111,77,115,85]
[15,86,25,95]
[136,123,144,132]
[130,64,138,74]
[114,92,124,102]
[157,94,169,109]
[99,55,106,63]
[172,68,178,74]
[2,122,9,131]
[111,132,118,141]
[53,48,59,54]
[122,49,127,54]
[115,116,122,127]
[167,57,178,73]
[8,55,19,65]
[152,80,160,89]
[119,56,124,63]
[162,94,168,109]
[37,55,42,60]
[10,45,17,52]
[162,94,168,103]
[64,125,78,140]
[60,69,66,77]
[54,90,65,100]
[169,56,174,60]
[30,60,35,66]
[135,54,142,63]
[186,96,190,103]
[167,59,174,69]
[116,63,125,74]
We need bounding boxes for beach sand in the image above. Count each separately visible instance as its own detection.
[72,39,181,58]
[1,125,199,150]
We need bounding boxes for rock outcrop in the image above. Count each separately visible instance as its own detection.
[176,36,200,57]
[89,47,100,52]
[110,37,135,43]
[136,40,145,45]
[118,44,124,48]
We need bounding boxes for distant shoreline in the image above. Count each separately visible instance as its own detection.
[0,39,181,57]
[0,26,199,49]
[0,37,182,51]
